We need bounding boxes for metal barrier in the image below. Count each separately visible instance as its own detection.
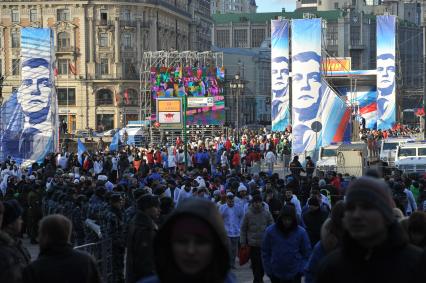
[74,238,113,283]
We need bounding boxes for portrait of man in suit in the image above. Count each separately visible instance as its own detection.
[271,56,290,128]
[376,53,395,129]
[2,57,54,163]
[292,51,323,154]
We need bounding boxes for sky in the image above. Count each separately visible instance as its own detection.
[256,0,296,13]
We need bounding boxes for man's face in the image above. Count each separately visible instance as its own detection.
[18,64,51,114]
[226,197,234,207]
[377,58,395,92]
[343,201,387,243]
[272,60,289,93]
[292,59,321,109]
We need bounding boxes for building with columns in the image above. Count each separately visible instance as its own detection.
[0,0,212,132]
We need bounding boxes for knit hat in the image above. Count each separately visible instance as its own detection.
[345,177,396,223]
[238,184,248,192]
[2,200,23,228]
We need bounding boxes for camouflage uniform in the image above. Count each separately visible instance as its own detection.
[103,205,125,283]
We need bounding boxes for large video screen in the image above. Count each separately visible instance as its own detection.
[150,66,225,98]
[151,66,226,125]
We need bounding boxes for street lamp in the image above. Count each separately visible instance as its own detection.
[229,73,244,141]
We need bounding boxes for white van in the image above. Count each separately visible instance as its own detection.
[395,142,426,173]
[316,144,340,173]
[380,137,413,166]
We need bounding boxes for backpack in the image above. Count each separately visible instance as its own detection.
[393,190,408,213]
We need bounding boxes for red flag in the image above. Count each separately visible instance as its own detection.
[415,108,425,117]
[124,89,130,105]
[68,62,77,75]
[54,68,58,77]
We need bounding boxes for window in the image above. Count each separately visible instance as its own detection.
[57,32,71,50]
[96,89,113,105]
[57,9,70,21]
[123,58,136,78]
[251,29,265,48]
[100,58,109,75]
[12,59,20,75]
[100,9,108,25]
[96,114,114,131]
[30,9,38,22]
[11,32,20,48]
[326,23,338,46]
[398,148,416,157]
[99,33,108,47]
[122,9,131,21]
[233,29,247,48]
[57,88,76,105]
[57,59,69,75]
[11,10,20,23]
[334,2,339,9]
[216,30,230,48]
[123,33,132,49]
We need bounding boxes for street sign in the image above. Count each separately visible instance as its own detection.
[187,97,214,108]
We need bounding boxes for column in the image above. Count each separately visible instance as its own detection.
[115,17,120,63]
[137,20,141,64]
[88,17,94,63]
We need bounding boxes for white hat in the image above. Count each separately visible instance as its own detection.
[97,175,108,181]
[226,192,234,198]
[105,181,114,192]
[238,184,247,192]
[195,176,206,188]
[73,179,80,184]
[29,175,36,180]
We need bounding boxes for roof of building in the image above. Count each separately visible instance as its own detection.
[212,9,345,24]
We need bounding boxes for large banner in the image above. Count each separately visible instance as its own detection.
[271,19,290,131]
[376,15,396,130]
[0,28,58,166]
[291,18,323,155]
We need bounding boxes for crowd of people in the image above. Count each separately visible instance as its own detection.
[0,130,426,283]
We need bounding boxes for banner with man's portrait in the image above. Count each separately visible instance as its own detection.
[376,15,396,130]
[291,18,323,155]
[271,19,290,131]
[0,28,58,166]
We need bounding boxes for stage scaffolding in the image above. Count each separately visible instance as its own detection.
[139,51,224,145]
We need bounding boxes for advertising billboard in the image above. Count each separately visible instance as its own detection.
[156,98,183,129]
[271,19,290,131]
[0,28,58,166]
[376,15,396,130]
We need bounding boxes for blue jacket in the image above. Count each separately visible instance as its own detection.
[219,203,244,237]
[304,241,326,283]
[262,224,312,280]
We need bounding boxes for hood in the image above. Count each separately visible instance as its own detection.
[154,198,230,283]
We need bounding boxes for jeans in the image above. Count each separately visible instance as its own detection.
[229,237,239,268]
[250,246,264,283]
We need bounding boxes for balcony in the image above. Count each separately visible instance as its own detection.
[349,40,366,50]
[96,19,115,26]
[120,20,136,27]
[56,46,75,54]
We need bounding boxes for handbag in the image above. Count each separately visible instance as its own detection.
[238,245,251,266]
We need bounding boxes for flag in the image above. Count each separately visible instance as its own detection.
[109,131,120,152]
[69,62,77,75]
[124,89,130,105]
[77,138,87,165]
[54,68,58,77]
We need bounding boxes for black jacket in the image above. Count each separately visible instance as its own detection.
[126,210,158,283]
[23,244,101,283]
[0,231,31,283]
[317,222,426,283]
[302,208,329,246]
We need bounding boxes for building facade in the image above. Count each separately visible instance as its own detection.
[0,0,212,133]
[211,0,257,15]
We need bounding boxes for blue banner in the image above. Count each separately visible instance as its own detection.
[109,131,120,152]
[77,138,87,165]
[376,15,396,130]
[0,28,58,166]
[271,19,290,131]
[291,19,322,155]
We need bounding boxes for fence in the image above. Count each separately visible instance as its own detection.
[74,238,113,283]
